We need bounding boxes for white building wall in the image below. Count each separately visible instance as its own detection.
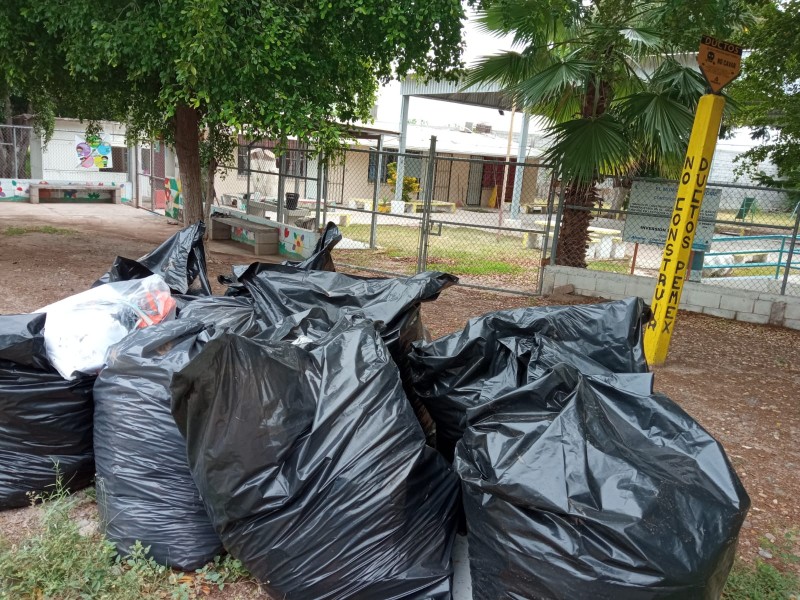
[43,119,129,185]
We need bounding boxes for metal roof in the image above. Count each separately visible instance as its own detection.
[399,78,516,112]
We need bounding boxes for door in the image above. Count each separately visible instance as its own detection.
[466,156,483,206]
[434,154,452,201]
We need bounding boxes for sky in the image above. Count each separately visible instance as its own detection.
[372,10,763,153]
[372,9,528,134]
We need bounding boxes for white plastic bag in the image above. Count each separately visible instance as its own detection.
[37,275,176,380]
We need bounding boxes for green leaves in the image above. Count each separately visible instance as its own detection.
[467,0,751,184]
[730,0,800,188]
[617,91,693,154]
[544,113,632,183]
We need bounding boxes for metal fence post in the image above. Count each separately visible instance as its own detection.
[369,137,383,249]
[12,127,18,178]
[535,171,557,294]
[416,136,437,274]
[246,143,251,199]
[315,155,324,228]
[276,153,286,224]
[549,185,566,266]
[780,206,800,295]
[322,161,329,226]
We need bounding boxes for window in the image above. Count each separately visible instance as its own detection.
[237,145,249,175]
[367,148,397,183]
[100,147,128,174]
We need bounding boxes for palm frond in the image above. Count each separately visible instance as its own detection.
[463,50,547,89]
[616,90,694,155]
[617,26,663,48]
[649,59,707,104]
[514,56,595,106]
[474,0,582,47]
[543,113,632,183]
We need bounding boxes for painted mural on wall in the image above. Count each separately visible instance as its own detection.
[164,178,183,219]
[231,226,256,246]
[0,178,126,202]
[0,179,30,201]
[76,134,113,169]
[279,225,319,259]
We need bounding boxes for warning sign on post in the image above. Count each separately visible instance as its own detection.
[698,35,743,93]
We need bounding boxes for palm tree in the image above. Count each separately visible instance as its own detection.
[467,0,750,268]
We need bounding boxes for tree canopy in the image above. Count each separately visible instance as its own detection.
[466,0,751,266]
[730,0,800,190]
[2,0,466,221]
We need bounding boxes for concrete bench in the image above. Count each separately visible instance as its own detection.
[404,200,457,214]
[210,214,279,256]
[29,183,122,204]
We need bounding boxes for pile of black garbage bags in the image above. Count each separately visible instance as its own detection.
[0,222,750,599]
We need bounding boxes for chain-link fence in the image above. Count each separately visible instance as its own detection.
[215,138,324,228]
[550,177,800,296]
[327,142,555,294]
[0,125,32,180]
[213,135,555,294]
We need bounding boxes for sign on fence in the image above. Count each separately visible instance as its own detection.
[622,180,722,250]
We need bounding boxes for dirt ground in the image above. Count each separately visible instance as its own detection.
[0,203,798,598]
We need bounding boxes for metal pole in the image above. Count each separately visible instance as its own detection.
[12,127,18,178]
[369,136,384,249]
[134,143,140,208]
[780,207,800,295]
[511,111,530,220]
[775,236,785,280]
[322,161,329,225]
[394,96,411,208]
[549,184,566,266]
[315,154,323,228]
[246,142,251,199]
[535,172,557,295]
[498,104,516,231]
[277,153,286,223]
[630,243,639,275]
[416,136,437,273]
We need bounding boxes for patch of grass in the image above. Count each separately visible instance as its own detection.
[3,225,77,236]
[0,480,252,600]
[725,266,786,278]
[587,259,631,274]
[716,210,797,228]
[724,530,800,600]
[428,259,524,276]
[195,555,252,592]
[723,560,800,599]
[336,223,539,279]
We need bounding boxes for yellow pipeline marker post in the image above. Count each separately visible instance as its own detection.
[644,35,742,366]
[644,94,725,365]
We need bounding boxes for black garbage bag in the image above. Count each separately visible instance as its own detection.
[177,295,266,337]
[455,363,750,600]
[94,222,211,295]
[0,313,94,510]
[237,267,457,440]
[171,315,460,599]
[408,298,649,460]
[93,320,223,569]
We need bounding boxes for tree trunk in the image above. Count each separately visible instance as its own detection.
[174,104,204,224]
[555,183,600,268]
[554,76,612,267]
